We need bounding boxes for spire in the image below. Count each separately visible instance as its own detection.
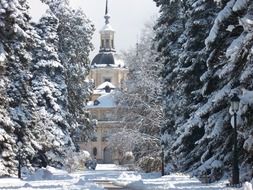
[99,0,115,52]
[104,0,110,24]
[105,0,108,15]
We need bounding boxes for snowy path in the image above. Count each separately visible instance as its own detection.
[94,179,132,190]
[72,164,133,190]
[0,164,250,190]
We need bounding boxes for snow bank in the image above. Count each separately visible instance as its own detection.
[127,180,145,189]
[96,164,127,171]
[74,177,104,190]
[243,182,253,190]
[118,172,142,181]
[25,166,72,181]
[113,172,142,187]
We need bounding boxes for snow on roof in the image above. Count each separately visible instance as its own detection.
[93,89,114,95]
[92,82,116,95]
[100,23,115,32]
[86,93,117,109]
[96,81,116,90]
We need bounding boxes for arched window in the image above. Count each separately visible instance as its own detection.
[106,39,110,48]
[93,147,97,156]
[101,40,105,48]
[111,40,114,48]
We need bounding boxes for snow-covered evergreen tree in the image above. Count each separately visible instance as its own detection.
[155,0,253,181]
[41,0,95,143]
[0,0,94,176]
[0,0,36,176]
[154,0,211,169]
[30,10,76,167]
[0,39,16,177]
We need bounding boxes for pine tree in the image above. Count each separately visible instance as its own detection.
[155,0,253,181]
[0,40,16,176]
[0,0,95,176]
[29,10,76,167]
[187,0,253,180]
[41,0,95,143]
[154,0,209,168]
[0,0,37,176]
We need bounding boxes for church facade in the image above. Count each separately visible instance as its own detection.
[78,0,128,164]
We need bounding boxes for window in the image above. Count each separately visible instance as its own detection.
[104,85,111,93]
[111,40,114,48]
[102,136,109,142]
[91,136,97,142]
[94,100,100,106]
[104,78,111,82]
[106,39,110,48]
[93,147,97,156]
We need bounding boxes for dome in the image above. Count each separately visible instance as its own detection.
[91,52,115,65]
[90,0,126,69]
[91,52,125,68]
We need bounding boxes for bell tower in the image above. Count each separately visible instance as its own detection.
[99,0,116,52]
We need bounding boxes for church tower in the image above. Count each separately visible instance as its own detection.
[89,0,127,89]
[99,0,115,52]
[80,0,128,164]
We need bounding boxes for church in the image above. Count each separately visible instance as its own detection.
[78,0,128,164]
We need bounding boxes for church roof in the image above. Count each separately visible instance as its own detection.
[100,23,114,32]
[91,52,125,68]
[86,93,117,108]
[97,81,116,90]
[94,81,116,95]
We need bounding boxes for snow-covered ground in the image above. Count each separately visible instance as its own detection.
[0,164,252,190]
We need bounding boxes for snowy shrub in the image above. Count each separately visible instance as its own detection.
[121,152,135,165]
[137,156,161,173]
[63,150,91,173]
